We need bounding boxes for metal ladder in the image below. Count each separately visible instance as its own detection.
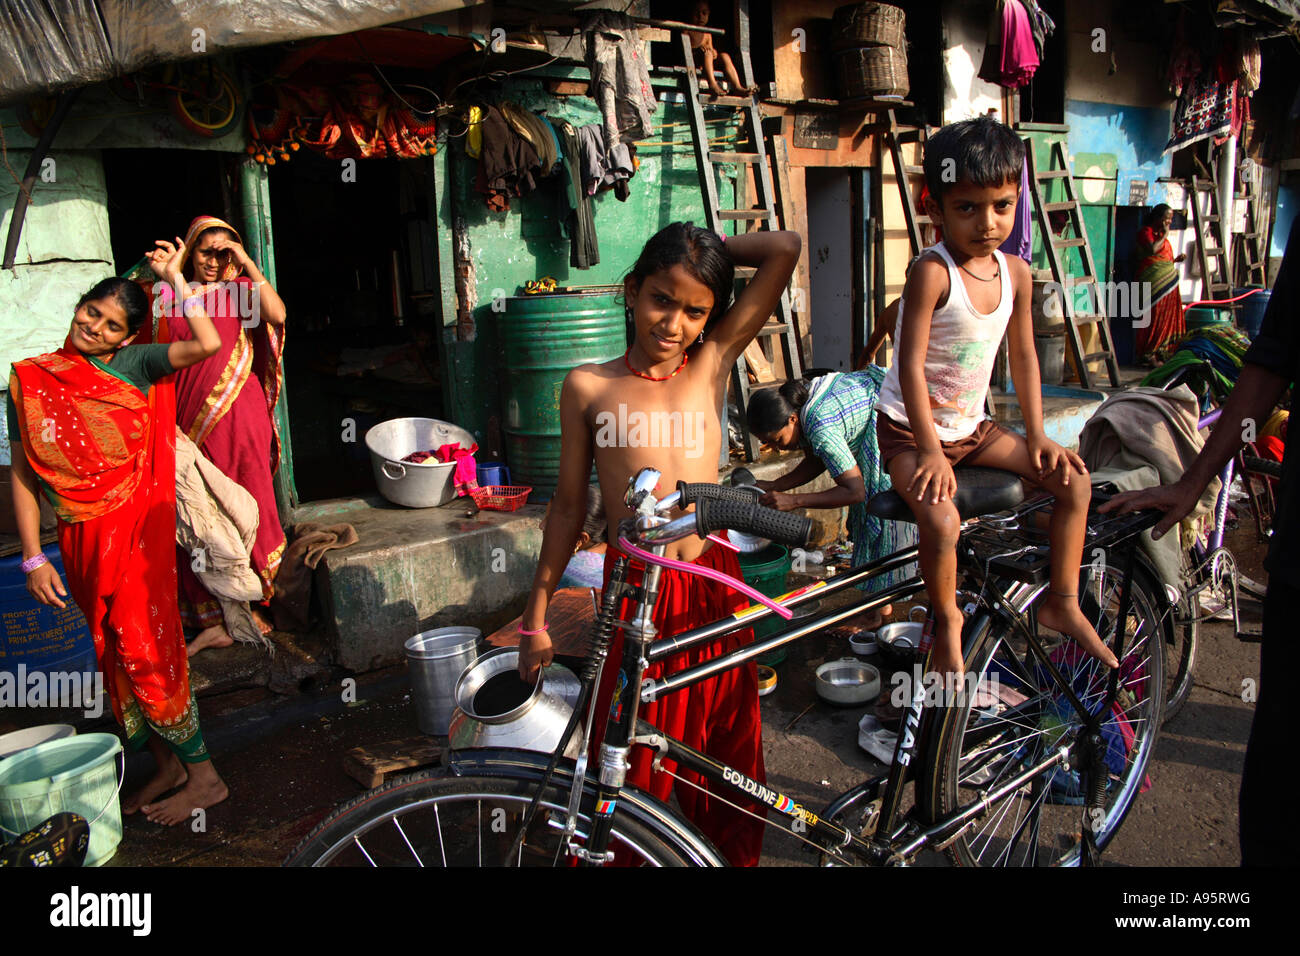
[677,14,803,461]
[1189,176,1233,302]
[1023,138,1121,388]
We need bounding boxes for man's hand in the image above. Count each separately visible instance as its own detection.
[759,490,798,511]
[1098,478,1202,540]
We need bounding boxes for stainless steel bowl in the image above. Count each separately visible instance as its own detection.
[448,647,582,756]
[815,657,882,706]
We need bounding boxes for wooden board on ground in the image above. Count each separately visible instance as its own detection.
[343,737,442,788]
[486,586,597,657]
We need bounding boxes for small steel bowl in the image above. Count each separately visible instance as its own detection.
[848,630,877,656]
[815,657,881,706]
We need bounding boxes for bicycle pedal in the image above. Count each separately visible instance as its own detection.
[1235,626,1262,644]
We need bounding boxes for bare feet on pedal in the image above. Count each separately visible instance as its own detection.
[122,750,187,815]
[188,625,233,657]
[1038,592,1118,669]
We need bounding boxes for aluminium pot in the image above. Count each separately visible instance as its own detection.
[448,647,582,756]
[364,417,478,508]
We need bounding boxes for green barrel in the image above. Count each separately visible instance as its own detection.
[500,291,626,500]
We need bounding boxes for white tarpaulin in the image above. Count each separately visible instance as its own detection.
[0,0,480,104]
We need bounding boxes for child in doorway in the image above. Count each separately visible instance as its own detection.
[874,115,1116,680]
[688,1,759,98]
[518,221,800,866]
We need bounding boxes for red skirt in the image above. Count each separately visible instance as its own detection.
[593,542,766,866]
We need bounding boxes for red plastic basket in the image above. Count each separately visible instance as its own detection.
[470,485,533,512]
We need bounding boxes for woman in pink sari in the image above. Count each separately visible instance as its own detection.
[149,215,288,653]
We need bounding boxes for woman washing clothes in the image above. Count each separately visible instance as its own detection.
[1134,204,1187,365]
[746,370,916,628]
[148,216,288,655]
[8,269,228,823]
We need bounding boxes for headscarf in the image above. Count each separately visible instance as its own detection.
[179,215,245,283]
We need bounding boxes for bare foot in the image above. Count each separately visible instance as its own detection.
[188,625,233,657]
[142,762,228,826]
[122,750,187,815]
[250,607,275,636]
[1038,593,1119,669]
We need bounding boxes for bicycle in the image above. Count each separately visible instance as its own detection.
[286,465,1164,867]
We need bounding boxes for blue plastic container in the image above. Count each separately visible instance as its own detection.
[1233,287,1271,340]
[476,462,511,487]
[1,545,96,679]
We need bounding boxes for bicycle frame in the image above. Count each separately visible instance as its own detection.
[527,479,1162,867]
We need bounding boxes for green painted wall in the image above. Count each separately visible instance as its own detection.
[439,79,740,446]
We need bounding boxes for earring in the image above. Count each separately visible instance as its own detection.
[697,332,704,343]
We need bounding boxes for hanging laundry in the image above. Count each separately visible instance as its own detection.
[999,157,1032,263]
[474,104,543,210]
[555,118,599,268]
[578,123,635,200]
[1020,0,1055,60]
[500,102,560,177]
[1165,71,1238,154]
[978,0,1039,90]
[582,10,658,150]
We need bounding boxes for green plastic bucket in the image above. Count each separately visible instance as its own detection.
[738,544,791,662]
[1184,305,1230,330]
[0,732,123,866]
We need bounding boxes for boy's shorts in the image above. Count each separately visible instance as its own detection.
[876,413,1009,468]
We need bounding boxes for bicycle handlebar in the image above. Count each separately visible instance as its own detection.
[693,496,813,548]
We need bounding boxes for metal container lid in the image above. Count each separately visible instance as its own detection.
[405,627,481,660]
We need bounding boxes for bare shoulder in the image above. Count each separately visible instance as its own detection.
[1005,253,1032,290]
[905,251,950,305]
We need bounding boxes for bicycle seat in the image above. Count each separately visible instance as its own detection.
[867,467,1025,522]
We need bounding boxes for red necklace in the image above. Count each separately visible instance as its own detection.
[624,347,688,381]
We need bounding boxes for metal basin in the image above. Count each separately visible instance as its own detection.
[448,647,582,756]
[815,657,881,706]
[365,417,477,508]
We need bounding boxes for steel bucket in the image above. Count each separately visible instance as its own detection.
[448,647,582,756]
[365,417,478,508]
[406,627,481,735]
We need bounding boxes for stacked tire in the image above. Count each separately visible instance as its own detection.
[831,3,909,100]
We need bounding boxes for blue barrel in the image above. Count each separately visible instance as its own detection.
[1,545,96,679]
[1233,287,1270,340]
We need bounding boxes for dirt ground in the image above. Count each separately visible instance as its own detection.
[99,523,1266,868]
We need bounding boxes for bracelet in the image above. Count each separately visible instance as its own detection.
[516,622,549,636]
[21,553,48,574]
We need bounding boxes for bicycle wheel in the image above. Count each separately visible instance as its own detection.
[926,567,1164,866]
[284,768,693,867]
[1163,551,1199,724]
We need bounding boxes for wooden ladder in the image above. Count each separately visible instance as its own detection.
[678,11,803,461]
[1023,138,1121,388]
[884,109,933,258]
[1234,167,1268,287]
[1189,176,1233,302]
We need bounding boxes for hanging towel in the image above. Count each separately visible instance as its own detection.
[271,523,360,632]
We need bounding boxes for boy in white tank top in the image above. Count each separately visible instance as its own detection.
[876,116,1118,681]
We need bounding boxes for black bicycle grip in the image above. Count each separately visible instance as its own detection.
[676,480,761,507]
[694,496,813,548]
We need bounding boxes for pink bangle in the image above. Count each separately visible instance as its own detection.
[21,553,48,574]
[516,622,549,636]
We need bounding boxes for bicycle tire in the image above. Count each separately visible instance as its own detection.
[926,566,1164,866]
[1163,552,1199,724]
[169,66,242,139]
[284,768,693,867]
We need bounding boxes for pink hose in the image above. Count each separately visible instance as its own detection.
[1184,288,1264,311]
[616,537,795,620]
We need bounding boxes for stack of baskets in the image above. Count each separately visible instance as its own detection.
[831,2,909,100]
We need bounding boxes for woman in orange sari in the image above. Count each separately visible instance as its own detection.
[8,253,229,825]
[1135,204,1188,365]
[150,215,288,654]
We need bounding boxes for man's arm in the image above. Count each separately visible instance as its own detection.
[1101,363,1289,538]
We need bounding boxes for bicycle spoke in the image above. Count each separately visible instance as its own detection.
[392,817,423,867]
